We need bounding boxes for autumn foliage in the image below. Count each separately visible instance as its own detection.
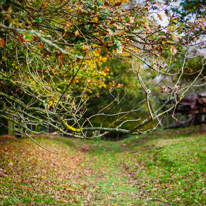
[0,0,205,138]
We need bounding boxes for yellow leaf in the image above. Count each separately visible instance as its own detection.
[92,17,99,22]
[157,13,162,21]
[75,30,79,36]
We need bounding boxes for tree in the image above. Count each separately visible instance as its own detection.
[167,0,206,22]
[0,0,205,140]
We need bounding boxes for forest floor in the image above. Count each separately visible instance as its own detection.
[0,126,206,205]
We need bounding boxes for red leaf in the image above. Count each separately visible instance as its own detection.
[104,1,110,6]
[18,35,25,44]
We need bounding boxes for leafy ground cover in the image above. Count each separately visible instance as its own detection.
[0,126,206,205]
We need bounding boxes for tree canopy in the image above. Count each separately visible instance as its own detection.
[0,0,205,139]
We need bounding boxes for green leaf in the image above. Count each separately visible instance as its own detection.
[125,16,130,22]
[25,34,32,41]
[104,37,110,42]
[97,1,103,6]
[114,39,121,48]
[75,45,82,50]
[34,17,42,23]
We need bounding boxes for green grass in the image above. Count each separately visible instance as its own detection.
[0,126,206,205]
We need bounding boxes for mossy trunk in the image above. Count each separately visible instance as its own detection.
[8,116,15,136]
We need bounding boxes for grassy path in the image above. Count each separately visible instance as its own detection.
[0,127,206,205]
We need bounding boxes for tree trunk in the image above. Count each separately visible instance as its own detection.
[8,116,15,136]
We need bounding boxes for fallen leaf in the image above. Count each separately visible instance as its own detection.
[60,199,68,203]
[66,188,74,192]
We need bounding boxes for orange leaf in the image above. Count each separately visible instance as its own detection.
[185,67,193,73]
[38,42,43,49]
[0,38,5,47]
[60,200,68,203]
[65,21,72,28]
[58,55,64,63]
